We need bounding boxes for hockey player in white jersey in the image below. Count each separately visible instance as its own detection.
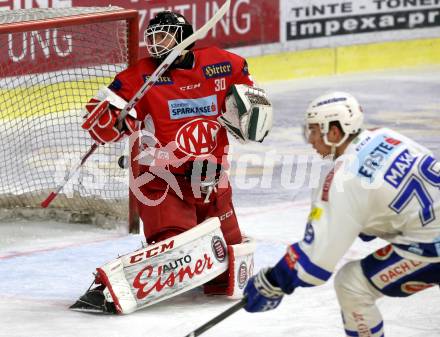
[243,91,440,336]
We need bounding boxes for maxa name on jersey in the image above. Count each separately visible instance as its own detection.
[143,74,173,85]
[384,149,417,188]
[358,137,401,180]
[203,62,232,79]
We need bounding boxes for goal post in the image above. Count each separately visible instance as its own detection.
[0,7,140,232]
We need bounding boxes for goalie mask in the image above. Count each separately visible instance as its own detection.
[305,91,364,149]
[145,11,194,60]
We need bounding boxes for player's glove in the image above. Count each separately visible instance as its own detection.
[219,84,272,143]
[244,267,284,313]
[82,98,139,144]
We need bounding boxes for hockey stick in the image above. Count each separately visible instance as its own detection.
[41,143,98,208]
[183,298,246,337]
[41,0,231,208]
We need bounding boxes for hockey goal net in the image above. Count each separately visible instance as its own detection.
[0,7,139,230]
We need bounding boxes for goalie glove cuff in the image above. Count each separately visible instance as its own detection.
[82,89,140,144]
[219,84,273,143]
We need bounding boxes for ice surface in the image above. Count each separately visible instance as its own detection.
[1,66,439,337]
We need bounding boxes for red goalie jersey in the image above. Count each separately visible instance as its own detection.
[109,46,253,174]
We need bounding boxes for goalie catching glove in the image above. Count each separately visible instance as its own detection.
[82,87,140,144]
[218,84,273,143]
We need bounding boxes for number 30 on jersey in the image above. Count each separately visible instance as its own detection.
[215,78,226,92]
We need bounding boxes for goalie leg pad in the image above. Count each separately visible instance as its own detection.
[226,236,256,299]
[97,217,229,314]
[204,236,256,298]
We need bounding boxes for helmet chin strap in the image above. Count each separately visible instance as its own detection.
[323,133,349,160]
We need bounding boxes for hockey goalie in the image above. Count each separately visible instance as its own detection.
[70,10,272,314]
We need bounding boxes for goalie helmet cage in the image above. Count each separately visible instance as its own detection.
[0,7,140,232]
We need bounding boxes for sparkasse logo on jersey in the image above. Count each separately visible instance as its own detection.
[168,95,218,119]
[203,62,232,79]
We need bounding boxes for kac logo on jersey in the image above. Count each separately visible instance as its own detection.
[176,118,221,156]
[203,62,232,79]
[169,95,218,120]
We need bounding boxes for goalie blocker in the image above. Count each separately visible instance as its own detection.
[70,217,255,314]
[218,84,273,143]
[82,87,140,144]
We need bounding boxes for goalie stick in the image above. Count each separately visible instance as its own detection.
[183,298,246,337]
[41,0,231,208]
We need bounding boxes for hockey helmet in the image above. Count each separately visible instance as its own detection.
[144,11,194,59]
[305,91,364,147]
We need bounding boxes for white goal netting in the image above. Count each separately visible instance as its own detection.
[0,7,138,227]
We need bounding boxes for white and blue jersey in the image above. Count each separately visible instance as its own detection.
[284,127,440,290]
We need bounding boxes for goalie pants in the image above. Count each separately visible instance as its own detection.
[334,244,440,337]
[137,174,242,246]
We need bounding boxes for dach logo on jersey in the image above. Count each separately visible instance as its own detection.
[371,259,425,289]
[169,95,218,120]
[143,74,173,85]
[203,62,232,79]
[176,118,221,157]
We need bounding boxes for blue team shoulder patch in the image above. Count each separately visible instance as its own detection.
[303,222,315,244]
[109,79,122,91]
[242,61,249,75]
[203,62,232,79]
